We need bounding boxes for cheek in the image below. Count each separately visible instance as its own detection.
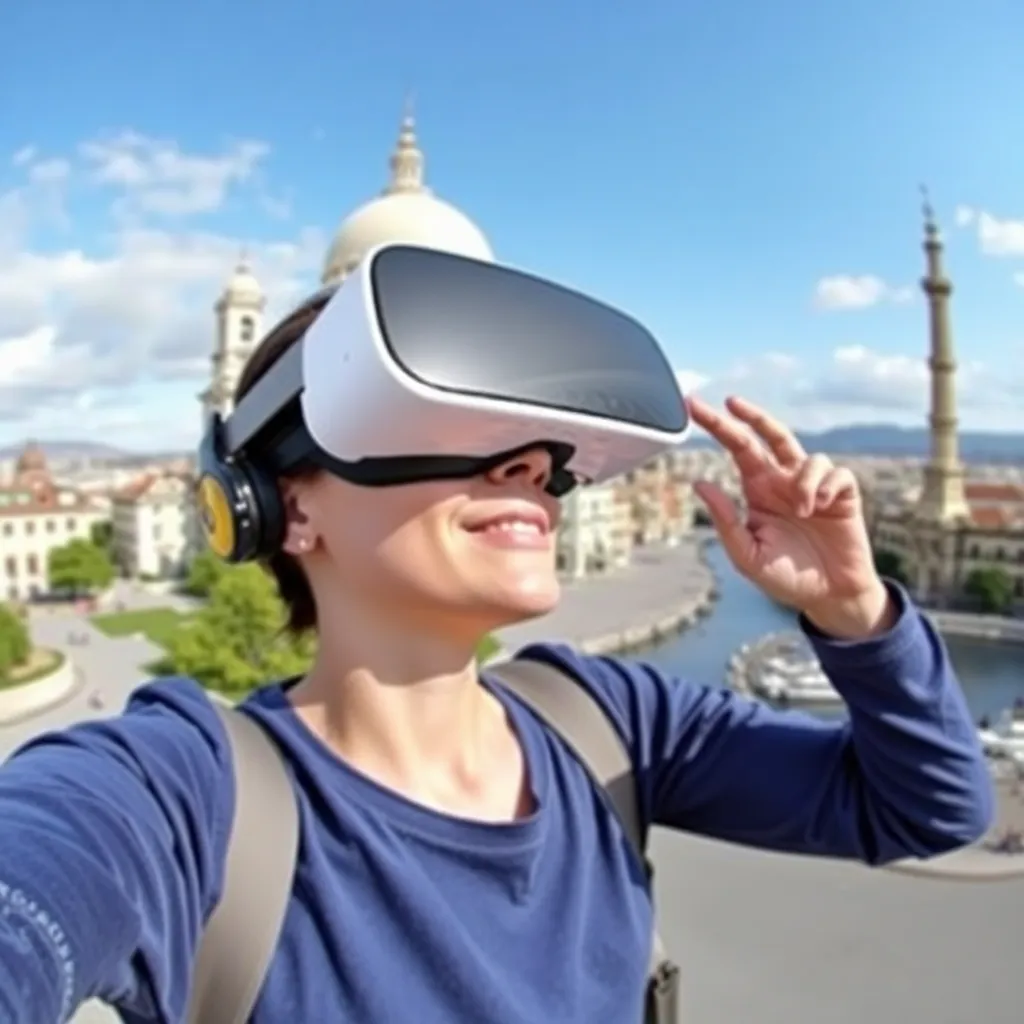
[319,495,457,595]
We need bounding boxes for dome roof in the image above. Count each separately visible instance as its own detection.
[16,442,47,474]
[219,259,264,306]
[321,114,493,285]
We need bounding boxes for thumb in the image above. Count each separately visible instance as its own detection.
[693,481,756,571]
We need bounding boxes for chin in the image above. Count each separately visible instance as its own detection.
[485,574,561,627]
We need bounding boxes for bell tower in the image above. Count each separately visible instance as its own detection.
[200,257,266,427]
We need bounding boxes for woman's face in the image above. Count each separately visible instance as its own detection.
[281,447,563,637]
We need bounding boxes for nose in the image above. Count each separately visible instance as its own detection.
[486,447,553,491]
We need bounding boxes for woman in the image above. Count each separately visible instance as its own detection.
[0,264,992,1023]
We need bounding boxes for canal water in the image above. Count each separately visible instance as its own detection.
[642,541,1023,720]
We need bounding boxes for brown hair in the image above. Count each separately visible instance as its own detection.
[233,292,333,633]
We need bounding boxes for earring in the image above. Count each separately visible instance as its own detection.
[297,538,309,552]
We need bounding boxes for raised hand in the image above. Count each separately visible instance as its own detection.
[688,395,894,639]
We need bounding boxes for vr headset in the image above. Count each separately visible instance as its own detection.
[197,243,690,563]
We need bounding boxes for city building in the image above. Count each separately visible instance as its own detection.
[111,472,195,579]
[0,445,106,601]
[556,481,630,578]
[869,198,1024,608]
[198,261,267,428]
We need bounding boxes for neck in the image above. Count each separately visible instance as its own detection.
[289,604,498,787]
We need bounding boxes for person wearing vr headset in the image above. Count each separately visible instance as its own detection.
[0,245,992,1023]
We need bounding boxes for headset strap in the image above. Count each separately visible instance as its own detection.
[187,705,300,1024]
[487,656,677,1015]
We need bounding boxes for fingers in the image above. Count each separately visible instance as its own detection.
[724,396,806,468]
[814,466,860,511]
[688,396,769,476]
[692,481,757,571]
[793,457,858,517]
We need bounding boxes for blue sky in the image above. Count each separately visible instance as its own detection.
[1,0,1022,449]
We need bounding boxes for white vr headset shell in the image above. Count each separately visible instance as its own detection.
[298,243,691,487]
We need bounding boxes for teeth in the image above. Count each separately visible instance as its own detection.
[487,520,541,534]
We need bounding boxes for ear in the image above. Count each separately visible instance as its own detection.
[279,477,318,556]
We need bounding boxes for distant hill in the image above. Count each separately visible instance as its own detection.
[1,425,1020,465]
[0,441,187,463]
[690,425,1024,463]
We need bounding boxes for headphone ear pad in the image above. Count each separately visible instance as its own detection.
[196,471,247,563]
[244,463,286,557]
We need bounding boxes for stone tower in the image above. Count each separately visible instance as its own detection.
[199,258,266,427]
[916,191,969,524]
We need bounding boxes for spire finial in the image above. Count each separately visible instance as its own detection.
[384,97,426,194]
[920,184,938,238]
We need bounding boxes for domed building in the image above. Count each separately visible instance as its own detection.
[200,110,492,428]
[321,113,493,284]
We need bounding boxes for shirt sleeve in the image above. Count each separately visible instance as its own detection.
[0,678,234,1024]
[522,582,994,866]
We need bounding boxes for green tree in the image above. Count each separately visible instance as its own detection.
[163,564,314,695]
[48,539,115,595]
[0,604,31,681]
[873,548,908,586]
[184,550,227,598]
[964,567,1015,615]
[90,520,114,554]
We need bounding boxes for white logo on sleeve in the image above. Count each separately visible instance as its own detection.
[0,880,76,1019]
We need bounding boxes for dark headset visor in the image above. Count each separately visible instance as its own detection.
[370,246,688,434]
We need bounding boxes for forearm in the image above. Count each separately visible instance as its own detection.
[805,583,994,859]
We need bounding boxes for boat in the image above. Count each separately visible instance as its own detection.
[978,702,1024,761]
[749,649,842,707]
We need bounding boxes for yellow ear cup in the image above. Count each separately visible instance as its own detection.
[197,475,236,560]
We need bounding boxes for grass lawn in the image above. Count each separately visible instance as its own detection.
[92,607,194,649]
[0,648,65,689]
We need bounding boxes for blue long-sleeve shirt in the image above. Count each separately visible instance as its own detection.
[0,585,993,1022]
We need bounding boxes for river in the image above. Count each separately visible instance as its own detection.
[641,541,1024,720]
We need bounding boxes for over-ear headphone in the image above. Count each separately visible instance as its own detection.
[195,416,285,563]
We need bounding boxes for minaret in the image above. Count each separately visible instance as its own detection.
[199,256,266,427]
[916,190,969,523]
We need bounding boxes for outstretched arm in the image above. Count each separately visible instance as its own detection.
[0,680,232,1023]
[644,584,991,861]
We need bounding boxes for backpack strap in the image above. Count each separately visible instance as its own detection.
[187,704,300,1024]
[488,657,680,1023]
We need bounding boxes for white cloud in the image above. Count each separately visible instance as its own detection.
[813,275,913,311]
[79,131,270,217]
[675,369,709,394]
[10,146,36,167]
[28,158,71,185]
[956,208,1024,257]
[954,205,976,228]
[0,132,327,443]
[681,347,1021,433]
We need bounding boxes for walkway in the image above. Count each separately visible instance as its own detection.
[497,537,713,652]
[0,612,162,761]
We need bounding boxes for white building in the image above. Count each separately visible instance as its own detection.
[320,111,494,285]
[111,473,195,579]
[199,261,267,428]
[0,446,106,601]
[557,482,631,579]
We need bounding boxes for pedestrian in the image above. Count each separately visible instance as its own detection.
[0,248,992,1023]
